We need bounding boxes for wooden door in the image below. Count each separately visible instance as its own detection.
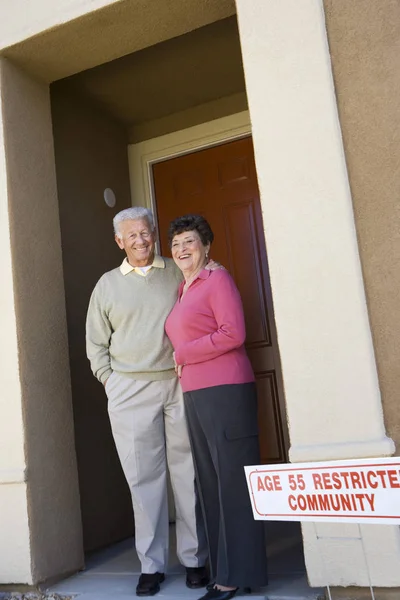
[153,137,288,463]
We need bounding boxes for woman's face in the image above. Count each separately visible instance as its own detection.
[171,230,210,277]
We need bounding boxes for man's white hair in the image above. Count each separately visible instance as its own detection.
[113,207,155,238]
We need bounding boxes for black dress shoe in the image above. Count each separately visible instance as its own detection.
[186,566,210,588]
[136,572,165,596]
[197,586,239,600]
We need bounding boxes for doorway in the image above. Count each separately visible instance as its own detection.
[152,136,288,463]
[45,131,305,598]
[49,13,294,583]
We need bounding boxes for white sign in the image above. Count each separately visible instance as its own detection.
[245,457,400,524]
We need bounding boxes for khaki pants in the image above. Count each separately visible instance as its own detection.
[106,373,207,573]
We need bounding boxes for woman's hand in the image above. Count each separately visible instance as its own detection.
[173,351,184,378]
[205,259,225,271]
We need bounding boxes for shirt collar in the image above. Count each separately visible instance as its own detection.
[120,255,165,275]
[198,268,211,280]
[178,268,211,293]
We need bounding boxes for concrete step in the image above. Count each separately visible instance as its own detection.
[43,523,324,599]
[44,573,324,600]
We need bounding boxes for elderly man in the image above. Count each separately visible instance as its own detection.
[86,207,208,597]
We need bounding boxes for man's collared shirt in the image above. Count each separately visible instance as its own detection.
[120,255,165,277]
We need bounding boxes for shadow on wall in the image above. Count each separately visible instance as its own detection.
[51,87,133,552]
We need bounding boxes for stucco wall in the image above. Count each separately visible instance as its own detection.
[51,86,134,551]
[0,58,83,583]
[0,0,124,49]
[0,59,32,584]
[1,0,235,82]
[235,0,399,587]
[128,92,248,143]
[324,0,400,454]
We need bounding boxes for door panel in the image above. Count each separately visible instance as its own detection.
[153,137,288,463]
[256,372,282,462]
[223,201,270,346]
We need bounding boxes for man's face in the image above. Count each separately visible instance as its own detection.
[115,218,156,267]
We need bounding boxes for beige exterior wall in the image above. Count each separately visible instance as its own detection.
[0,0,236,584]
[0,485,31,583]
[0,58,83,584]
[0,0,399,591]
[128,92,248,143]
[0,0,235,82]
[0,59,31,583]
[324,0,400,455]
[236,0,399,588]
[0,0,121,49]
[51,87,134,552]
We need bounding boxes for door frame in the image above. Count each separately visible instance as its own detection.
[128,110,252,245]
[128,110,290,459]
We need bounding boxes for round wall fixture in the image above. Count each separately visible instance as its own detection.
[104,188,116,208]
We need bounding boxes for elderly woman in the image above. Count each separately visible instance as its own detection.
[165,214,268,600]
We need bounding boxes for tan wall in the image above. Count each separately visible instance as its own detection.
[128,92,248,143]
[51,86,133,551]
[236,0,399,587]
[324,0,400,454]
[1,0,235,82]
[0,0,121,49]
[0,58,83,583]
[0,58,32,584]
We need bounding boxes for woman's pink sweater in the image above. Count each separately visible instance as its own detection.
[165,268,254,392]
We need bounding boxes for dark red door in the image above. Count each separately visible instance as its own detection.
[153,137,288,463]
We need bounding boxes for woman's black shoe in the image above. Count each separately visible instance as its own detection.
[206,582,216,591]
[186,566,210,588]
[197,586,239,600]
[136,572,165,596]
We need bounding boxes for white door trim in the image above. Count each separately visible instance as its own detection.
[127,110,251,220]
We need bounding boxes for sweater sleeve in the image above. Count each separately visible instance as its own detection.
[174,272,246,365]
[86,280,113,385]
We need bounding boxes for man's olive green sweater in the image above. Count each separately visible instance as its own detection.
[86,257,182,384]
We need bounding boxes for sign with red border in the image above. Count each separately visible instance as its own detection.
[244,457,400,524]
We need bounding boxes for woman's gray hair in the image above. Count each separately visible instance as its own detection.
[113,207,155,238]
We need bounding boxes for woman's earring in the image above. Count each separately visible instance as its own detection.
[206,253,209,259]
